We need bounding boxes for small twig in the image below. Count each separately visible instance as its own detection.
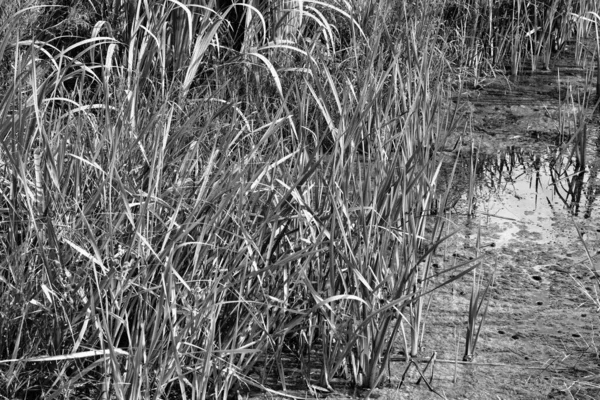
[411,360,444,398]
[416,351,437,386]
[398,359,413,390]
[391,356,573,370]
[398,359,444,398]
[453,326,459,383]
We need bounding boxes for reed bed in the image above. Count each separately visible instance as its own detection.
[0,0,595,399]
[442,0,597,76]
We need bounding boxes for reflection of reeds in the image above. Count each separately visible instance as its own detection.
[554,60,590,216]
[474,143,592,218]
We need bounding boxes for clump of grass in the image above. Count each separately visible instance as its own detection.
[441,0,582,76]
[463,225,495,362]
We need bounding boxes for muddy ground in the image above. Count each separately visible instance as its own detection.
[367,48,600,399]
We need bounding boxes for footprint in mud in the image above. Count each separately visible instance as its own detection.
[497,330,524,341]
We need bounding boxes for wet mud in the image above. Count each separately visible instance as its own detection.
[371,45,600,399]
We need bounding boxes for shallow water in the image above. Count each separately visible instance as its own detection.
[467,145,599,247]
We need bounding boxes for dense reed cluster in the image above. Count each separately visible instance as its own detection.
[0,0,597,399]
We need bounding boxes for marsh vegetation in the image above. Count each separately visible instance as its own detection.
[0,0,599,399]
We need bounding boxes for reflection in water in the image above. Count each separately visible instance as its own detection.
[437,135,600,246]
[440,144,599,247]
[549,155,586,217]
[474,146,597,218]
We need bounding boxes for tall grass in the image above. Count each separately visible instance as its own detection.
[7,0,591,397]
[442,0,590,77]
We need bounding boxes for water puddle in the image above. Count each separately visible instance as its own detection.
[453,144,599,247]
